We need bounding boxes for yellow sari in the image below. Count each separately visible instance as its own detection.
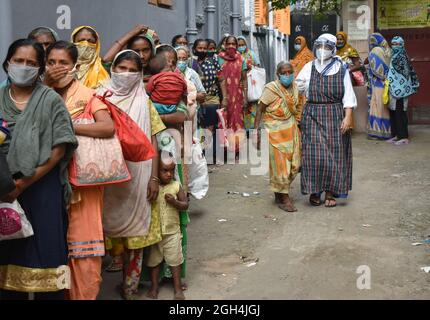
[259,81,301,194]
[71,26,109,89]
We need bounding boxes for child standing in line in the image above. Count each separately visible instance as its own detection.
[146,154,189,300]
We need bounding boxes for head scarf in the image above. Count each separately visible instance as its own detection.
[71,26,109,89]
[388,36,419,98]
[368,33,392,88]
[29,26,60,42]
[237,36,260,68]
[290,36,314,77]
[336,31,360,62]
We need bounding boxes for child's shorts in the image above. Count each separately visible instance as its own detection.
[147,231,183,268]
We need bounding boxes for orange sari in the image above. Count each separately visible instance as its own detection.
[290,36,315,78]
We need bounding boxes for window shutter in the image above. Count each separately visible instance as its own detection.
[255,0,268,26]
[157,0,172,7]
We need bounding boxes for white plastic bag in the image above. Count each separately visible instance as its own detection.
[0,201,34,241]
[247,67,266,102]
[188,139,209,200]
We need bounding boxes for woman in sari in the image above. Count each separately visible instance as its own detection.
[98,50,165,300]
[218,36,248,154]
[237,36,261,131]
[253,62,301,212]
[290,36,314,78]
[71,26,110,89]
[386,36,420,145]
[367,32,392,140]
[296,34,356,208]
[46,41,115,300]
[0,39,77,300]
[290,36,314,123]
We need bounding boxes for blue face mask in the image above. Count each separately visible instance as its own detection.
[238,46,247,54]
[177,61,188,72]
[279,74,294,87]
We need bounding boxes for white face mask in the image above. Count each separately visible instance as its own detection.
[110,71,142,95]
[8,63,40,87]
[294,44,302,51]
[316,49,333,63]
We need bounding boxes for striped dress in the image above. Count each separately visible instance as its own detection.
[300,62,353,197]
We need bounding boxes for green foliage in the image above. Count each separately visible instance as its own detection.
[269,0,344,16]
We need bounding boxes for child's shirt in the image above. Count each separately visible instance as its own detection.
[157,180,182,236]
[146,71,188,106]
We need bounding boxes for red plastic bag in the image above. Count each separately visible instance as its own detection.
[95,91,156,162]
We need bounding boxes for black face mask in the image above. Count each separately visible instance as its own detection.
[194,51,207,60]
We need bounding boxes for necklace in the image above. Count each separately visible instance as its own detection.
[9,89,29,105]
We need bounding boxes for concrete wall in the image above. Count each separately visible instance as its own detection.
[0,0,289,82]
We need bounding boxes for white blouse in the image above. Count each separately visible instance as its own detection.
[295,59,357,109]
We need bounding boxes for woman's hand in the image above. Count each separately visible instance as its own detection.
[147,179,159,202]
[1,180,25,203]
[131,24,149,36]
[44,66,69,87]
[341,114,353,134]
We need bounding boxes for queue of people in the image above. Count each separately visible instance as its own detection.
[0,22,419,301]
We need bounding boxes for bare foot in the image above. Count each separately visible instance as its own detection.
[174,290,186,300]
[278,194,297,212]
[146,288,159,300]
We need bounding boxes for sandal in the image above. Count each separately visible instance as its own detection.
[386,137,398,144]
[105,256,123,273]
[309,194,322,206]
[324,193,337,208]
[394,139,410,146]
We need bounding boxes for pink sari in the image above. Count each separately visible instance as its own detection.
[219,51,245,132]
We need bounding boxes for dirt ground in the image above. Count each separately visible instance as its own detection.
[99,126,430,300]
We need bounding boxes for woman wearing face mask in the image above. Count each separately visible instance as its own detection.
[237,36,262,132]
[71,26,110,89]
[97,50,166,300]
[192,39,225,162]
[386,36,419,146]
[296,34,356,208]
[367,32,392,140]
[253,62,301,212]
[217,35,248,154]
[290,36,314,78]
[206,39,218,60]
[336,32,364,86]
[46,41,115,300]
[0,39,78,300]
[176,46,206,136]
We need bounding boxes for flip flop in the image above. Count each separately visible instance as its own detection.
[324,194,337,208]
[394,139,410,146]
[386,137,398,144]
